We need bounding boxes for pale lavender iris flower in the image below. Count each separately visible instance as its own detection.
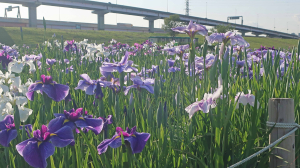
[172,20,208,38]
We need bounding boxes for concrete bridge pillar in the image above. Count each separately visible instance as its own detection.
[23,3,40,27]
[144,17,159,33]
[252,32,261,37]
[92,10,109,30]
[240,31,247,37]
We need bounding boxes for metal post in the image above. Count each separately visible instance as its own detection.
[268,98,295,168]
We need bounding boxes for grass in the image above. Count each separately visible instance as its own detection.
[0,27,299,49]
[0,31,299,168]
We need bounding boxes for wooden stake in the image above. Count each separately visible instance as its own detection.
[268,98,295,168]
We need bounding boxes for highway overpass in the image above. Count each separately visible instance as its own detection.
[0,17,165,33]
[0,0,298,39]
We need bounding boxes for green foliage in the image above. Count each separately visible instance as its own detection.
[0,33,300,168]
[162,15,183,37]
[0,27,298,49]
[210,24,235,33]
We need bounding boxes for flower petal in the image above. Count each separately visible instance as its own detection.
[0,129,17,147]
[47,116,66,133]
[50,126,74,147]
[42,84,69,102]
[22,141,55,168]
[75,118,103,135]
[125,132,150,154]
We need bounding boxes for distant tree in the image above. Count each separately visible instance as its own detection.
[210,24,235,33]
[291,33,296,35]
[162,15,185,37]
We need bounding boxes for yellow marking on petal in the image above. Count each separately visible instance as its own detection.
[114,135,120,140]
[79,117,85,120]
[114,134,136,140]
[50,133,57,137]
[226,35,229,38]
[63,119,70,124]
[38,141,42,148]
[50,82,54,86]
[37,81,43,84]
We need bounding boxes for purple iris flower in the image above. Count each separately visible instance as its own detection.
[47,108,104,135]
[75,74,97,95]
[185,85,223,118]
[46,59,56,66]
[99,115,112,130]
[167,58,175,67]
[168,67,181,73]
[24,54,42,61]
[172,20,208,38]
[146,65,159,73]
[26,74,70,102]
[0,51,13,69]
[75,74,111,95]
[100,67,115,80]
[94,82,104,99]
[124,76,155,95]
[163,44,189,57]
[66,65,74,74]
[64,59,70,64]
[64,83,72,104]
[99,115,112,138]
[97,126,150,154]
[108,78,124,93]
[16,125,74,168]
[64,40,77,52]
[206,31,249,47]
[0,115,32,147]
[101,51,136,73]
[37,61,42,69]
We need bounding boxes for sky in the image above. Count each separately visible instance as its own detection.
[0,0,300,35]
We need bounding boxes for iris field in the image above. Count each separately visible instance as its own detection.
[0,21,299,168]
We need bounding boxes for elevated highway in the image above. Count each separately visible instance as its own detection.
[0,0,298,39]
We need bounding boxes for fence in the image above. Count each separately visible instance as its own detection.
[229,98,298,168]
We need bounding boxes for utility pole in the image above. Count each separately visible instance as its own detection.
[274,18,275,31]
[257,14,258,28]
[167,0,168,12]
[185,0,190,16]
[206,2,207,18]
[235,9,236,24]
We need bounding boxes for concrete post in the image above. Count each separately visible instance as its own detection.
[241,31,245,37]
[92,10,109,30]
[27,4,38,27]
[144,17,159,33]
[252,33,260,37]
[97,13,105,30]
[149,19,155,33]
